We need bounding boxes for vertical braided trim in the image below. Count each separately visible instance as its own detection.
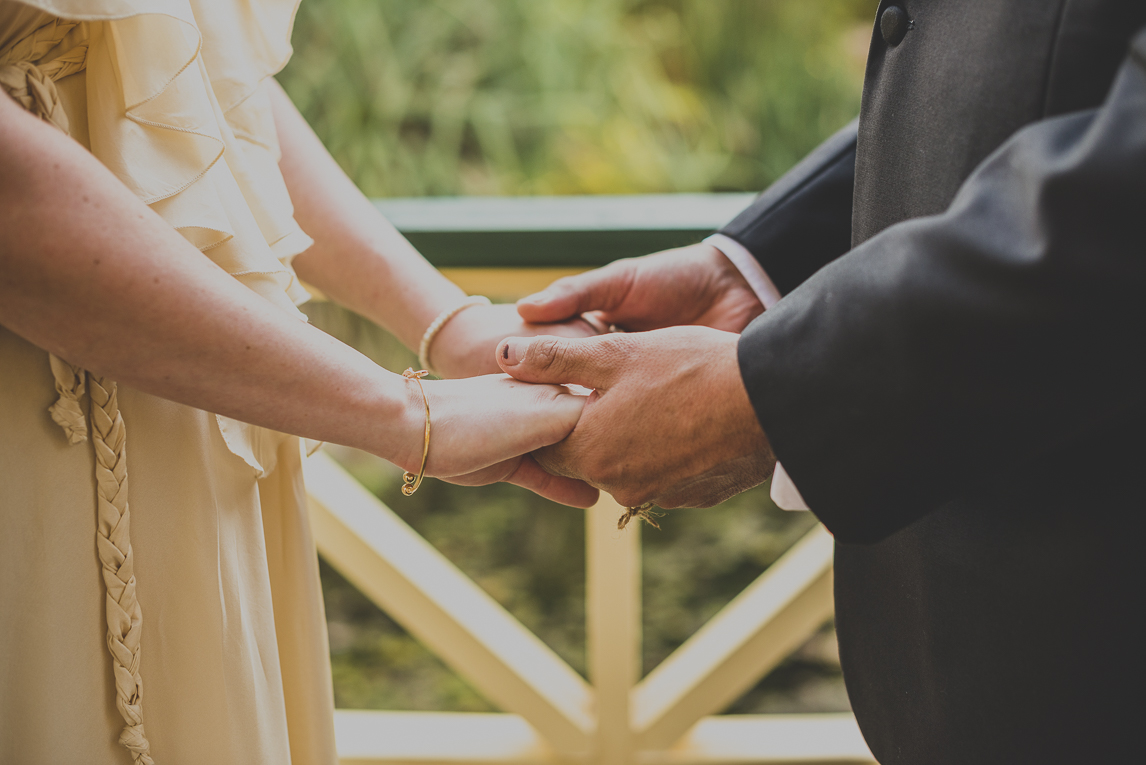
[3,20,152,761]
[89,375,154,765]
[48,354,89,443]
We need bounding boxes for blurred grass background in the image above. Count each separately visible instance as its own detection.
[280,0,872,197]
[281,0,874,715]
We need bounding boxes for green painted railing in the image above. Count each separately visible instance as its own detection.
[373,193,757,268]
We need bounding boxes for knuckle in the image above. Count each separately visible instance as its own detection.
[602,258,635,281]
[603,262,637,306]
[530,337,566,371]
[597,333,633,361]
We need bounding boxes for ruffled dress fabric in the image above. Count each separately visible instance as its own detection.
[0,0,337,762]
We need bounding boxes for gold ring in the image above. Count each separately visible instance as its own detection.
[617,502,663,530]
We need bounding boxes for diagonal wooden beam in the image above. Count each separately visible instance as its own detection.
[633,526,836,751]
[305,452,593,754]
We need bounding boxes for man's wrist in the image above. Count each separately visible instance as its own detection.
[704,233,782,309]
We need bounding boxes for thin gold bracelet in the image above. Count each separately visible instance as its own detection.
[402,368,431,496]
[418,295,492,375]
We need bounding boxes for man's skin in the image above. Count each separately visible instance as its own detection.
[498,242,775,508]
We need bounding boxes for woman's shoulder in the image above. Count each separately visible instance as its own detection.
[5,0,299,91]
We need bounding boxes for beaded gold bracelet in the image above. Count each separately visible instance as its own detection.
[401,368,431,496]
[418,295,492,375]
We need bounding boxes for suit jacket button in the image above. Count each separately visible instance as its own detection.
[880,5,909,46]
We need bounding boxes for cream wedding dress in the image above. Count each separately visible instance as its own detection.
[0,0,337,762]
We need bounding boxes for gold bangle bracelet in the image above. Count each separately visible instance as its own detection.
[418,295,492,375]
[402,368,431,496]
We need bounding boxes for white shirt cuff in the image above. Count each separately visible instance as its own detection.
[703,234,809,511]
[770,461,810,511]
[704,233,782,309]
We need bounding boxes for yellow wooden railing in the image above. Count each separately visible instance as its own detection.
[304,195,876,765]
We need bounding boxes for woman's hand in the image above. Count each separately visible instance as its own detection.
[394,373,599,507]
[428,303,602,378]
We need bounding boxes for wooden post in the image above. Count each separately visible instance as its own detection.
[587,494,642,765]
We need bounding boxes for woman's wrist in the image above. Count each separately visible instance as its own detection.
[419,296,491,374]
[341,366,424,473]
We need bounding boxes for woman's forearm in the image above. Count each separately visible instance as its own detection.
[0,93,416,465]
[270,80,465,352]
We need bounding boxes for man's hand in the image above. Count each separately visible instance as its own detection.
[496,328,775,509]
[516,243,764,333]
[430,303,603,378]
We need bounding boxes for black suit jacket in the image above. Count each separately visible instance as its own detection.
[724,2,1146,762]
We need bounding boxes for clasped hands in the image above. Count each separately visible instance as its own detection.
[430,242,777,511]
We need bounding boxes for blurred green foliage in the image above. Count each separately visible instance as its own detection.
[280,0,872,197]
[289,0,874,715]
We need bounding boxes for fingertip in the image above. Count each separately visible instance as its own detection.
[518,289,553,307]
[520,280,592,324]
[516,290,562,322]
[496,336,526,372]
[567,484,601,508]
[515,299,539,321]
[537,473,600,508]
[509,456,600,507]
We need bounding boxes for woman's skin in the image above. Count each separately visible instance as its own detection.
[272,81,599,377]
[0,85,599,507]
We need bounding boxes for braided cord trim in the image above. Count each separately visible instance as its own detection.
[3,20,154,763]
[48,355,89,443]
[0,19,87,134]
[90,376,154,765]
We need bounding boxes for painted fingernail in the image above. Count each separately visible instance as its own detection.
[501,339,524,365]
